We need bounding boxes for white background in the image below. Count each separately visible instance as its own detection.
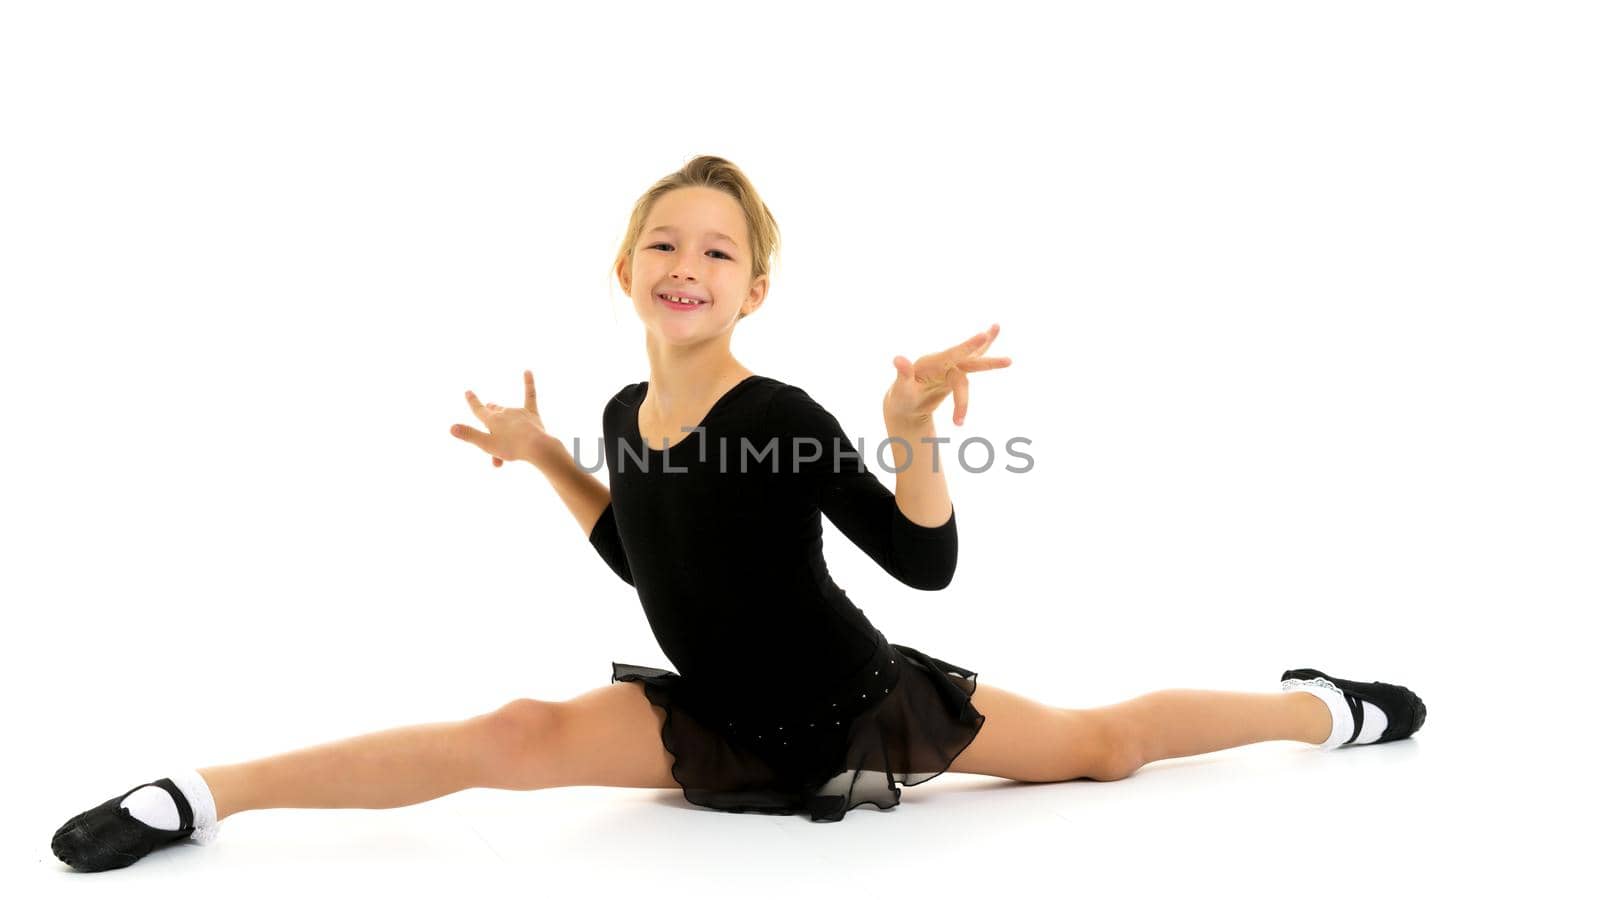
[3,1,1595,896]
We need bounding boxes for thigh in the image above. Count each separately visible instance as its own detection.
[540,681,680,790]
[553,679,678,784]
[945,682,1117,782]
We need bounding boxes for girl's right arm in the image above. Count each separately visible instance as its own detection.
[544,448,630,582]
[540,453,633,584]
[449,370,632,583]
[534,450,613,540]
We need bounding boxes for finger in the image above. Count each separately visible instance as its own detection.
[934,330,988,361]
[968,323,1001,357]
[930,325,997,367]
[954,356,1012,372]
[967,323,999,352]
[966,323,1001,355]
[951,370,970,426]
[465,390,490,424]
[893,356,914,379]
[450,423,490,450]
[524,370,538,411]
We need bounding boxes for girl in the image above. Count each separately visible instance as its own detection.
[51,155,1425,872]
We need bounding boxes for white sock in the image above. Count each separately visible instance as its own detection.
[119,769,222,845]
[1282,678,1389,748]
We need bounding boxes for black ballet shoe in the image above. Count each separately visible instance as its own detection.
[52,777,196,873]
[1281,668,1428,745]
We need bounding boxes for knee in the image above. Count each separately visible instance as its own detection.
[1081,710,1144,782]
[474,699,563,783]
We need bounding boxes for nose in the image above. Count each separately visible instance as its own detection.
[668,253,703,284]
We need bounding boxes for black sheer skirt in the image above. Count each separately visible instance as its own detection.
[610,631,986,822]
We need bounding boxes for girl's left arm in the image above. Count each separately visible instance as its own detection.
[882,413,954,527]
[881,322,1011,527]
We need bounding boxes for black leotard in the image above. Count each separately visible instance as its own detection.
[587,374,958,708]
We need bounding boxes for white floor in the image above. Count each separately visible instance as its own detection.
[10,706,1582,899]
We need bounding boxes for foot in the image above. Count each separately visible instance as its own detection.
[52,778,196,873]
[1281,668,1427,747]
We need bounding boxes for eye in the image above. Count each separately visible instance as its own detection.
[647,242,733,260]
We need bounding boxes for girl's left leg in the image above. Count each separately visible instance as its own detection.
[1096,688,1333,771]
[948,683,1332,783]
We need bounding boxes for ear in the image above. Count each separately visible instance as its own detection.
[742,273,769,318]
[615,254,631,295]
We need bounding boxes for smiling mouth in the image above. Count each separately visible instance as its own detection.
[657,292,708,307]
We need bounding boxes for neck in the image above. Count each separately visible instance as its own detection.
[641,334,753,417]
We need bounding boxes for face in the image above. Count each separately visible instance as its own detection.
[617,186,767,342]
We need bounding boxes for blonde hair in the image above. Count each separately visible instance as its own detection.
[613,155,781,319]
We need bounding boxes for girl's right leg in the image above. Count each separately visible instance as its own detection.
[204,681,678,820]
[54,682,678,872]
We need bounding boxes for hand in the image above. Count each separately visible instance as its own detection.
[884,323,1012,427]
[450,370,563,468]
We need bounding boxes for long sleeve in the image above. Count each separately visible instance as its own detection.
[587,501,635,586]
[770,385,958,590]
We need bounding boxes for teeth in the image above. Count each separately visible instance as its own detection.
[661,293,703,305]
